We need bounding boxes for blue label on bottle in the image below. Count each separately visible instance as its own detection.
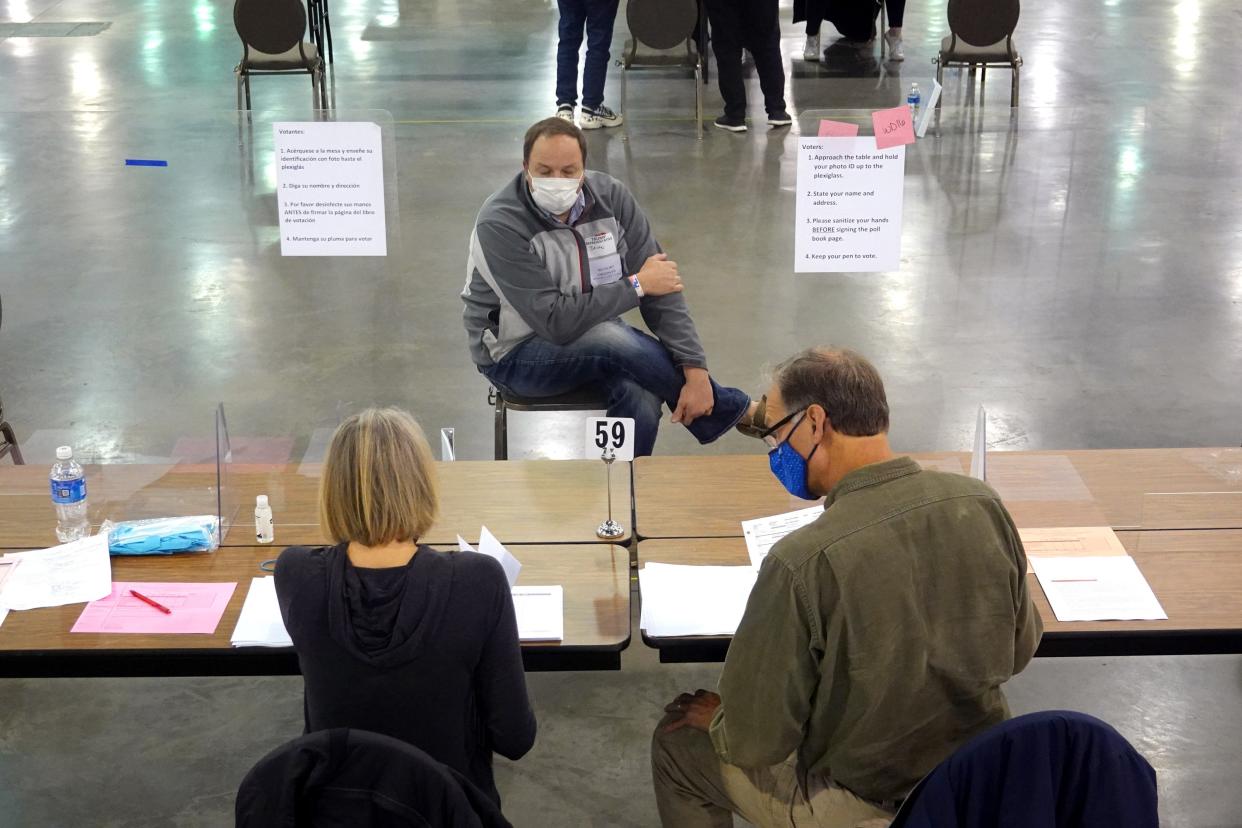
[50,477,86,504]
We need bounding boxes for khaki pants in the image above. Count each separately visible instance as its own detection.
[651,723,895,828]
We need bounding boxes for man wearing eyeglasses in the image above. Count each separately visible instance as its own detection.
[652,347,1043,827]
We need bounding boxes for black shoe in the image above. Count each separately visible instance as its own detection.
[767,110,792,127]
[714,114,747,132]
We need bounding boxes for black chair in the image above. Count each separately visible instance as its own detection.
[235,729,512,828]
[490,385,608,461]
[934,0,1023,107]
[889,710,1159,828]
[234,0,327,111]
[0,295,23,466]
[619,0,706,136]
[308,0,334,65]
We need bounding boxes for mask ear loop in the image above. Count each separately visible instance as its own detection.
[259,559,276,573]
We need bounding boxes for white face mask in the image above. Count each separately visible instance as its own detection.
[528,174,582,215]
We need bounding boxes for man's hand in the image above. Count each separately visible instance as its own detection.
[672,367,714,426]
[661,689,722,734]
[635,254,683,297]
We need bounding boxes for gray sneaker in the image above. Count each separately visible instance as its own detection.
[556,104,575,123]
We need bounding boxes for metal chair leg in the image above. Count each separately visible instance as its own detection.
[236,70,244,110]
[244,74,252,110]
[493,394,508,461]
[0,420,23,465]
[695,62,703,139]
[322,0,334,64]
[1011,63,1019,107]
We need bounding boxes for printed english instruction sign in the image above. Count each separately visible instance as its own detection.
[795,137,905,273]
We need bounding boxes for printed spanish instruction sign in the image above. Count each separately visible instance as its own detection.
[795,137,905,273]
[274,121,387,256]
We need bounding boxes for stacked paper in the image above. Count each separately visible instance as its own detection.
[639,563,758,637]
[230,576,293,647]
[458,527,562,642]
[511,585,564,641]
[0,534,112,611]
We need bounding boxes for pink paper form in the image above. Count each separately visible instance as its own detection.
[72,582,237,634]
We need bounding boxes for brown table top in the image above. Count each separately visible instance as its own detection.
[633,449,1242,539]
[0,459,632,548]
[637,529,1242,656]
[0,543,630,674]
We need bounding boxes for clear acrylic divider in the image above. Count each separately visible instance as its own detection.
[1139,492,1242,533]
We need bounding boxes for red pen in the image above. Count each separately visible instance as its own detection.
[129,589,172,614]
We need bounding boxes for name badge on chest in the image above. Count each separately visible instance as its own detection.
[585,231,624,287]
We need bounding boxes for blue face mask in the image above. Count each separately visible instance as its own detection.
[768,415,820,500]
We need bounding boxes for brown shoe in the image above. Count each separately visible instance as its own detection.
[735,395,767,439]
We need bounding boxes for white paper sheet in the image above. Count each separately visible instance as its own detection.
[741,506,824,568]
[0,534,112,611]
[639,563,758,637]
[230,576,293,647]
[477,526,522,587]
[511,585,564,641]
[1030,556,1167,622]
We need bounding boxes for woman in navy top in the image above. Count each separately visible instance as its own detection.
[275,407,536,806]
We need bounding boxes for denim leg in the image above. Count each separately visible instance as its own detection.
[480,321,750,455]
[609,379,664,457]
[581,0,620,110]
[556,0,587,107]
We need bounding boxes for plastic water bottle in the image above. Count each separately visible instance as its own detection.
[907,83,921,120]
[255,494,274,544]
[50,445,89,542]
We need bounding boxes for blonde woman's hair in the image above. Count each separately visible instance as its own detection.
[319,408,439,547]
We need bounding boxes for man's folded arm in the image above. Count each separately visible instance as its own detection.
[475,220,639,345]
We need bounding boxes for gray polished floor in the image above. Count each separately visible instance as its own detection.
[1,0,1240,824]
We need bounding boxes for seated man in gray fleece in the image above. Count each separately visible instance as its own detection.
[461,117,760,456]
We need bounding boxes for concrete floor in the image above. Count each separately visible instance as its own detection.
[1,0,1241,824]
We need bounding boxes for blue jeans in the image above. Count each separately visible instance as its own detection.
[481,320,751,457]
[556,0,621,111]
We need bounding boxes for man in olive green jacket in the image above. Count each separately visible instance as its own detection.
[652,348,1043,828]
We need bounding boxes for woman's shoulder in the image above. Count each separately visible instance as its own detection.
[275,544,340,581]
[423,547,510,594]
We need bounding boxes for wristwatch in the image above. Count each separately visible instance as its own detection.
[628,275,644,297]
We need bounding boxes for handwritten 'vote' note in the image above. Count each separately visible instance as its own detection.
[871,105,915,149]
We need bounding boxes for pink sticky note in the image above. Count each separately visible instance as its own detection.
[871,105,915,149]
[72,581,237,634]
[817,119,860,138]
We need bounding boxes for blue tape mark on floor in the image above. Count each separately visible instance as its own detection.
[124,159,168,167]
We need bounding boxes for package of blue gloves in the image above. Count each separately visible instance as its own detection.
[104,515,221,555]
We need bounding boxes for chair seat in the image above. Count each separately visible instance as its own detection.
[495,386,609,411]
[940,35,1019,63]
[243,41,320,70]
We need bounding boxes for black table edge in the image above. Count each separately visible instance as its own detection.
[642,629,1242,663]
[0,637,631,678]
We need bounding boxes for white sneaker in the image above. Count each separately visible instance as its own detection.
[580,104,623,129]
[556,105,575,123]
[803,34,820,61]
[884,30,904,61]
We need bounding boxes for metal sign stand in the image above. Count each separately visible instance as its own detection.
[596,446,625,539]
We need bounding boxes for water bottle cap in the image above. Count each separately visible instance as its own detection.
[256,495,269,508]
[56,446,73,460]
